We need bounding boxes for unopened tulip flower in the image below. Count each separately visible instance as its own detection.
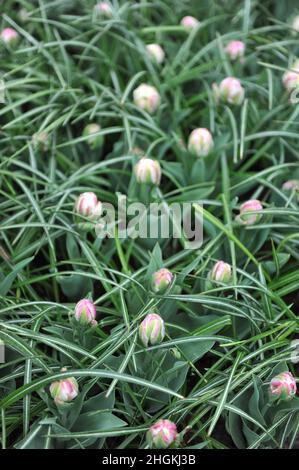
[134,157,161,185]
[147,419,178,449]
[151,268,173,293]
[139,313,165,347]
[215,77,245,105]
[238,199,263,225]
[181,16,200,30]
[83,123,103,150]
[75,192,102,219]
[292,16,299,33]
[133,83,160,114]
[283,71,299,93]
[188,128,214,157]
[32,131,49,152]
[282,60,299,93]
[282,180,299,200]
[1,28,18,46]
[50,369,79,405]
[146,44,165,64]
[282,179,299,191]
[270,371,297,401]
[225,40,245,62]
[74,299,97,325]
[209,261,232,283]
[95,2,113,17]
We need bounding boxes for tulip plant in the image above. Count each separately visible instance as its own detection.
[0,0,299,451]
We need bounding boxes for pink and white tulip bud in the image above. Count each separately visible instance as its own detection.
[151,268,173,293]
[282,179,299,191]
[225,40,245,62]
[147,419,178,449]
[180,16,200,30]
[292,16,299,33]
[74,299,97,325]
[146,44,165,64]
[134,157,161,185]
[133,83,160,114]
[238,199,263,225]
[95,2,113,17]
[139,313,165,347]
[1,28,18,46]
[188,128,214,157]
[50,369,79,406]
[209,261,232,283]
[282,180,299,200]
[32,131,49,152]
[282,60,299,93]
[83,123,103,150]
[270,371,297,401]
[218,77,245,105]
[75,192,102,219]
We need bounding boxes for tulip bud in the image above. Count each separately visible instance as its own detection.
[270,371,297,401]
[134,157,161,185]
[282,62,299,93]
[217,77,245,105]
[133,83,160,114]
[83,123,103,150]
[180,16,200,30]
[292,16,299,33]
[188,128,214,157]
[147,419,178,449]
[282,179,299,192]
[146,44,165,64]
[238,199,263,225]
[32,131,49,152]
[75,192,102,220]
[209,261,232,283]
[1,28,18,46]
[151,268,173,293]
[282,180,299,201]
[139,313,165,347]
[225,40,245,62]
[50,369,79,406]
[74,299,97,325]
[95,2,113,17]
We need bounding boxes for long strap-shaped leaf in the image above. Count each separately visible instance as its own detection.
[0,369,184,410]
